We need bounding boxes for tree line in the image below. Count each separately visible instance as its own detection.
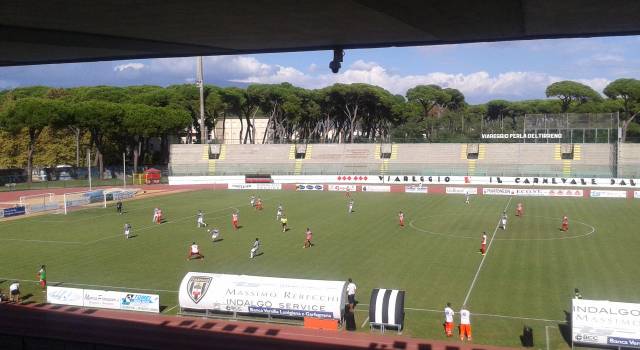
[1,79,639,182]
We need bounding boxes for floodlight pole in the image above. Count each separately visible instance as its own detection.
[123,152,126,189]
[87,149,92,191]
[197,56,206,144]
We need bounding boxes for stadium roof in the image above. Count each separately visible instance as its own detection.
[2,0,640,66]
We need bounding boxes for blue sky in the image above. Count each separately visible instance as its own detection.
[1,36,639,104]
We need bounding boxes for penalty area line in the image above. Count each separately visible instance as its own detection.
[463,196,512,307]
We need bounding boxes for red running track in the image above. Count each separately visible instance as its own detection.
[0,303,518,350]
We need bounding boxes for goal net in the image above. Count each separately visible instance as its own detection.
[19,193,59,213]
[60,190,107,215]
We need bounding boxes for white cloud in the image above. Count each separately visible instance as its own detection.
[308,63,318,72]
[232,58,609,102]
[113,63,145,72]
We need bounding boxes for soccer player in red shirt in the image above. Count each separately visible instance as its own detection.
[232,212,239,230]
[516,202,523,217]
[256,198,263,211]
[480,232,487,255]
[156,209,163,224]
[304,228,313,248]
[398,211,405,227]
[561,216,569,231]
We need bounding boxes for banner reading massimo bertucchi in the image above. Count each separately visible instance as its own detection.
[179,272,347,319]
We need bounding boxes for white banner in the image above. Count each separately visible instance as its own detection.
[446,187,478,195]
[171,175,640,189]
[179,272,346,319]
[296,184,325,191]
[228,183,282,190]
[590,190,627,198]
[404,185,428,193]
[328,184,357,192]
[47,286,84,307]
[635,191,640,199]
[47,286,159,313]
[483,188,584,197]
[362,185,390,192]
[572,299,640,348]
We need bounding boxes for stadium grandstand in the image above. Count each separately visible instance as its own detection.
[2,1,640,350]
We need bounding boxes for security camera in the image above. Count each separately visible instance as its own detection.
[329,48,344,74]
[329,60,341,74]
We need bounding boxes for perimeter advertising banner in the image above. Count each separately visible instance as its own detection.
[572,299,640,348]
[179,272,347,319]
[446,187,478,195]
[328,184,356,192]
[590,190,627,198]
[362,185,390,192]
[47,286,160,313]
[228,183,282,190]
[404,185,428,193]
[296,184,325,191]
[483,188,583,197]
[635,191,640,199]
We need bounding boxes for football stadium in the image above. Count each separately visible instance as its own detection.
[1,2,640,350]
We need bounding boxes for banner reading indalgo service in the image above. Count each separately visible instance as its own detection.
[179,272,347,319]
[572,299,640,348]
[47,286,160,313]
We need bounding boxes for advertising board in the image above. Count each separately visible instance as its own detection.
[590,190,627,198]
[404,185,428,194]
[47,286,84,307]
[179,272,346,319]
[47,286,159,313]
[483,188,583,197]
[635,191,640,199]
[572,299,640,348]
[2,206,26,217]
[328,184,357,192]
[296,184,325,191]
[446,187,478,195]
[228,183,282,190]
[361,185,390,192]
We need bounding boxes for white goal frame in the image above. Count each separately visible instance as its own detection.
[62,190,107,215]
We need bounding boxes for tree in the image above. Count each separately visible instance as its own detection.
[72,100,124,179]
[545,81,602,112]
[603,78,640,142]
[0,98,65,182]
[406,85,451,140]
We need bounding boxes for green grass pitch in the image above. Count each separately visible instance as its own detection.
[1,190,639,348]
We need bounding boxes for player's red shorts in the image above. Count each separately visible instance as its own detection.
[399,219,404,226]
[444,322,454,336]
[459,324,472,339]
[40,280,46,288]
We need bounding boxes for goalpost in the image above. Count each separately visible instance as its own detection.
[19,193,58,214]
[61,190,107,215]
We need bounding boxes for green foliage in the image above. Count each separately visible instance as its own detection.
[545,81,602,112]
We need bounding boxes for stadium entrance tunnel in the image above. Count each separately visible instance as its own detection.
[409,214,595,241]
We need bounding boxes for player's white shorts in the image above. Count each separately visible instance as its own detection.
[501,219,507,226]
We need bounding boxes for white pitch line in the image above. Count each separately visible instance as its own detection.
[546,325,551,350]
[357,303,562,323]
[360,316,369,328]
[0,277,178,293]
[461,196,512,306]
[163,305,178,313]
[0,238,82,244]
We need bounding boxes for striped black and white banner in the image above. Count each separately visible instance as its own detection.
[369,288,405,328]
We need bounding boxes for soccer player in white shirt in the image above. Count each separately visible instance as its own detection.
[346,278,357,306]
[500,211,508,230]
[9,282,20,302]
[209,228,220,242]
[250,238,261,259]
[348,199,354,214]
[459,306,472,341]
[465,191,470,204]
[276,204,283,220]
[124,223,131,239]
[187,242,204,261]
[444,302,455,337]
[197,210,207,227]
[250,195,256,208]
[152,208,159,223]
